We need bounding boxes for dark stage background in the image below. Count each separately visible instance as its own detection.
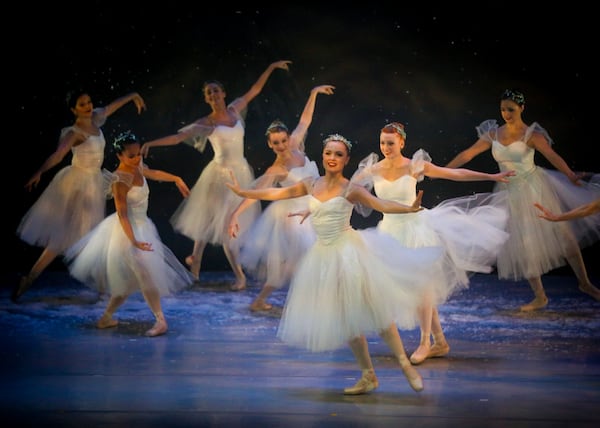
[8,5,598,276]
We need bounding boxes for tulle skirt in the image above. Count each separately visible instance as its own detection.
[377,192,509,304]
[17,165,106,253]
[276,228,443,352]
[239,195,316,288]
[494,167,600,280]
[170,158,260,250]
[65,213,195,296]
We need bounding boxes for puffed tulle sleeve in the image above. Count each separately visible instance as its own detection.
[103,169,134,199]
[349,152,379,217]
[475,119,498,143]
[92,107,107,127]
[525,121,554,146]
[177,122,215,153]
[411,149,432,182]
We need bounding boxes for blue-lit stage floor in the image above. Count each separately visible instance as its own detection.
[1,271,599,428]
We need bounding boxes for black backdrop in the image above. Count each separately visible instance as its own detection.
[8,5,598,275]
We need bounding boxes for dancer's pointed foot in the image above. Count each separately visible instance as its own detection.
[579,283,600,301]
[520,296,548,312]
[230,279,246,291]
[145,319,168,337]
[11,275,34,303]
[409,344,431,365]
[427,342,450,359]
[97,315,118,329]
[250,300,273,312]
[343,370,379,395]
[401,363,424,392]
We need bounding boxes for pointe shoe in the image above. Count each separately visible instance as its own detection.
[97,315,118,329]
[427,342,450,359]
[249,301,273,312]
[343,371,379,395]
[410,344,431,365]
[11,275,33,303]
[145,319,168,337]
[579,284,600,301]
[520,296,548,312]
[401,363,424,392]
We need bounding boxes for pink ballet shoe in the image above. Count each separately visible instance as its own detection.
[249,301,273,312]
[427,342,450,359]
[409,344,431,365]
[96,315,118,329]
[520,296,548,312]
[343,370,379,395]
[401,363,424,392]
[145,319,168,337]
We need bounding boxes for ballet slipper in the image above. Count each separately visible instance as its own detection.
[11,275,34,303]
[249,301,273,312]
[409,344,431,365]
[401,363,424,392]
[520,296,548,312]
[145,319,168,337]
[579,283,600,301]
[427,342,450,359]
[343,370,379,395]
[230,279,247,291]
[97,314,118,329]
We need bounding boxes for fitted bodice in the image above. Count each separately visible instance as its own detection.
[70,130,105,171]
[308,196,353,245]
[373,174,420,229]
[208,120,245,164]
[373,174,417,204]
[492,140,536,175]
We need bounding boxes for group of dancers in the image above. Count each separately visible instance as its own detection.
[14,60,600,395]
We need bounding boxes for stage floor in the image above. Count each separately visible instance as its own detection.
[1,271,599,427]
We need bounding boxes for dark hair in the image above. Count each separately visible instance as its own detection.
[501,89,525,106]
[112,130,138,153]
[202,80,225,93]
[65,89,89,109]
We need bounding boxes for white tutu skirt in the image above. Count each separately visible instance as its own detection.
[65,213,194,296]
[239,195,316,289]
[276,228,443,352]
[377,192,509,304]
[170,158,260,249]
[17,166,106,253]
[494,167,600,280]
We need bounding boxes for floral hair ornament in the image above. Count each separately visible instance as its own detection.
[501,89,525,106]
[265,119,289,136]
[112,130,137,152]
[384,123,407,139]
[323,133,352,153]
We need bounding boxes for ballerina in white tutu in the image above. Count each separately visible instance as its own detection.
[227,133,444,395]
[65,131,195,337]
[359,122,514,365]
[228,84,335,311]
[14,90,146,302]
[446,89,600,311]
[140,60,292,291]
